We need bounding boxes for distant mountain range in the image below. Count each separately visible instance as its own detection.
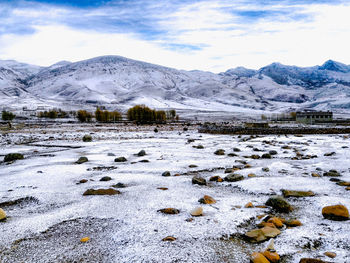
[1,56,350,114]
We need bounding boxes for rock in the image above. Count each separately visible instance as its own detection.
[4,153,24,162]
[336,181,350,186]
[224,168,234,173]
[114,157,127,162]
[198,195,216,204]
[107,153,115,156]
[324,252,336,258]
[248,173,256,177]
[267,217,283,228]
[162,171,171,177]
[261,153,272,159]
[139,159,149,163]
[322,204,349,221]
[346,187,350,191]
[251,154,260,159]
[162,236,176,241]
[266,196,293,213]
[257,222,276,228]
[285,219,302,227]
[224,174,244,182]
[79,179,88,184]
[189,164,198,168]
[158,208,180,214]
[83,188,120,195]
[329,178,341,182]
[193,144,204,149]
[82,134,92,142]
[323,170,340,177]
[324,152,336,156]
[100,176,112,182]
[214,149,225,155]
[263,251,280,263]
[137,150,146,156]
[262,167,270,172]
[233,147,241,152]
[80,237,90,242]
[190,206,203,216]
[282,190,315,198]
[111,183,126,188]
[192,176,207,185]
[0,208,6,221]
[245,226,280,243]
[209,176,223,182]
[260,226,281,238]
[244,202,254,208]
[269,150,278,155]
[227,153,238,157]
[265,239,275,251]
[250,252,270,263]
[76,157,88,164]
[154,128,158,133]
[299,259,329,263]
[157,187,168,190]
[311,173,321,177]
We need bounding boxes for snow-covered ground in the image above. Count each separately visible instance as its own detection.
[0,124,349,262]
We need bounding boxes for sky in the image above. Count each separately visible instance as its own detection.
[0,0,350,72]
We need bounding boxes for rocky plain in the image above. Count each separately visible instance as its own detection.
[0,122,349,263]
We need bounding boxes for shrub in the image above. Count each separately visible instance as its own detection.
[2,111,16,121]
[77,110,93,122]
[95,108,122,122]
[127,105,167,124]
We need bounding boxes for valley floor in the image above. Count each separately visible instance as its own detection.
[0,123,349,263]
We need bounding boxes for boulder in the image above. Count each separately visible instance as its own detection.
[322,204,349,221]
[324,252,336,258]
[269,150,278,155]
[100,176,112,182]
[233,148,241,152]
[137,150,146,156]
[250,154,260,159]
[4,153,24,162]
[198,195,216,204]
[190,206,203,216]
[263,251,280,263]
[262,167,270,172]
[76,157,88,164]
[162,171,171,177]
[224,174,244,182]
[323,170,340,177]
[285,219,302,227]
[0,208,6,221]
[158,208,180,214]
[260,226,281,238]
[83,188,120,195]
[82,134,92,142]
[192,176,207,186]
[266,196,293,213]
[261,153,272,159]
[250,252,270,263]
[245,226,280,243]
[209,176,223,182]
[111,183,126,188]
[214,149,225,155]
[114,157,127,162]
[267,217,283,228]
[282,190,315,198]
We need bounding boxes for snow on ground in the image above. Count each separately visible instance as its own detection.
[0,124,350,262]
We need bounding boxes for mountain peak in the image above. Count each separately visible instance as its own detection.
[319,60,349,73]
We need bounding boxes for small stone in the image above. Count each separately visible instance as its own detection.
[193,145,204,149]
[79,179,88,184]
[261,153,272,159]
[111,183,126,188]
[162,171,171,177]
[162,236,176,241]
[4,153,24,162]
[114,157,127,162]
[282,190,315,198]
[245,229,267,242]
[137,150,146,156]
[158,208,180,214]
[80,237,90,242]
[233,148,241,152]
[324,252,336,258]
[192,176,207,185]
[76,157,88,164]
[257,222,276,228]
[157,187,168,190]
[244,202,254,208]
[263,251,280,263]
[266,196,293,213]
[267,217,283,228]
[82,135,92,142]
[299,258,328,263]
[190,206,203,216]
[336,181,350,186]
[251,154,260,159]
[154,128,158,133]
[100,176,112,182]
[262,167,270,172]
[209,175,223,182]
[83,188,120,195]
[0,208,6,221]
[107,153,115,156]
[198,195,216,204]
[227,153,238,157]
[250,252,270,263]
[224,174,244,182]
[322,204,349,221]
[189,164,198,168]
[248,173,256,178]
[311,173,321,177]
[324,152,336,156]
[214,149,225,155]
[285,219,302,227]
[139,159,149,163]
[323,170,340,177]
[269,150,278,155]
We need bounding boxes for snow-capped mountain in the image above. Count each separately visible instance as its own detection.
[1,56,350,114]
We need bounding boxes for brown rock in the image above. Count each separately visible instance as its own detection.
[248,173,256,177]
[346,187,350,191]
[245,202,254,208]
[250,252,270,263]
[83,188,120,196]
[263,251,280,263]
[267,217,283,228]
[299,258,329,263]
[198,195,216,204]
[245,229,267,243]
[79,179,88,184]
[162,236,176,241]
[336,181,350,186]
[257,222,276,228]
[0,208,6,221]
[311,173,321,177]
[158,208,180,214]
[157,187,168,190]
[322,204,349,221]
[285,219,302,227]
[282,190,315,198]
[209,176,223,182]
[324,252,336,258]
[260,226,281,238]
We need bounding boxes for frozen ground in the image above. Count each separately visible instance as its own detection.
[0,123,350,262]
